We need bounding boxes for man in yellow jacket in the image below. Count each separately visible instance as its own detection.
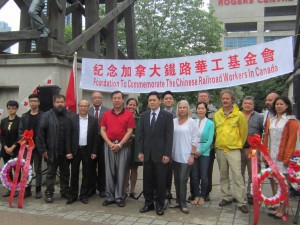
[214,89,248,214]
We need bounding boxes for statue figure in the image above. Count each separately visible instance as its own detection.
[29,0,63,38]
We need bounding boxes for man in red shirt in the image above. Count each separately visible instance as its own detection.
[100,91,135,207]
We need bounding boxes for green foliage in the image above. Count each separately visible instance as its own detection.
[241,76,288,112]
[64,25,72,43]
[133,0,223,112]
[134,0,223,59]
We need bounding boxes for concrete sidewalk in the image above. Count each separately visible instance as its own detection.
[0,165,299,225]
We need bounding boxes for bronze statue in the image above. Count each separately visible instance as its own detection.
[29,0,62,38]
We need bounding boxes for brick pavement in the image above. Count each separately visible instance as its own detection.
[0,166,299,225]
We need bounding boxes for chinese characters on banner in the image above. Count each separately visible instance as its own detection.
[80,37,294,93]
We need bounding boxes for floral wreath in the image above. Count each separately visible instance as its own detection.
[288,150,300,192]
[0,158,32,190]
[257,168,287,208]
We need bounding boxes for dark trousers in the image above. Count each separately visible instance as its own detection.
[45,156,70,196]
[70,148,90,199]
[190,150,215,198]
[143,160,167,210]
[173,161,190,208]
[166,162,173,196]
[206,149,215,196]
[27,149,43,191]
[89,141,106,194]
[191,156,210,198]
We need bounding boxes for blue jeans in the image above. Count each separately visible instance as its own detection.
[190,155,210,198]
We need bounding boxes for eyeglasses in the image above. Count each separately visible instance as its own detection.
[7,107,17,110]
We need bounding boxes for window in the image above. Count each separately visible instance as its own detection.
[225,22,257,32]
[265,6,296,17]
[264,36,287,42]
[265,21,295,31]
[224,37,257,49]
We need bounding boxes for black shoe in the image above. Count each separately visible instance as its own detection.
[140,204,154,213]
[35,191,42,199]
[45,194,53,203]
[117,199,125,207]
[219,199,232,207]
[102,200,115,206]
[205,195,210,202]
[129,193,136,199]
[99,191,106,198]
[3,190,10,197]
[156,208,164,216]
[61,193,69,199]
[24,191,32,198]
[80,197,88,204]
[232,197,238,203]
[66,197,77,204]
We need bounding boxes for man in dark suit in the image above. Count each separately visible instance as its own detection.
[138,91,174,216]
[88,91,109,197]
[66,100,98,204]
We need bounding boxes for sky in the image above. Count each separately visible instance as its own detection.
[0,1,20,53]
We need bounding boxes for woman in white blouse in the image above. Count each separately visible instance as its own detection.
[170,100,198,214]
[263,96,298,219]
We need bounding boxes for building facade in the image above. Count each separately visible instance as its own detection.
[210,0,297,50]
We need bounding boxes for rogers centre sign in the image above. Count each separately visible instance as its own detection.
[218,0,293,6]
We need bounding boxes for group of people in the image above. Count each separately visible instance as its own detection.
[0,89,298,218]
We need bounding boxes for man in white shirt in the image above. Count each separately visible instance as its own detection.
[66,100,98,204]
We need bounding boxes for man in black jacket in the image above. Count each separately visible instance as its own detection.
[18,94,44,199]
[66,100,98,204]
[36,94,73,203]
[138,91,174,216]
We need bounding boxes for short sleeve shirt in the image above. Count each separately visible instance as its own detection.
[100,108,135,141]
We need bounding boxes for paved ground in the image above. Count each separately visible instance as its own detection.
[0,164,299,225]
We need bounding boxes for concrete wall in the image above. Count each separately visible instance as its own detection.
[210,0,297,49]
[0,57,139,119]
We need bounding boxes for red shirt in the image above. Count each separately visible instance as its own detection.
[100,108,135,141]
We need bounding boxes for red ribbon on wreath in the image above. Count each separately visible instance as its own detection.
[9,130,35,208]
[248,134,289,225]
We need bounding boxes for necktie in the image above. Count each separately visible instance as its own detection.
[150,112,156,131]
[95,107,99,120]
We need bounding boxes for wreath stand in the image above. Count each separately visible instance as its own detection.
[293,199,300,224]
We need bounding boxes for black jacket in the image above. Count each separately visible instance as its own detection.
[36,108,73,163]
[66,114,98,156]
[0,116,20,158]
[138,109,174,163]
[18,110,44,145]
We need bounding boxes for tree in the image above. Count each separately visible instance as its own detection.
[64,25,72,43]
[241,76,288,112]
[132,0,223,110]
[134,0,223,59]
